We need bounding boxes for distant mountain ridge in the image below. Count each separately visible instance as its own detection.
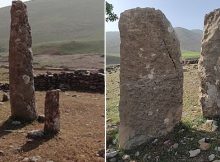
[0,0,104,50]
[106,27,203,55]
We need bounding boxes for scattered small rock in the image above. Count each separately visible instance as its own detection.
[22,157,29,162]
[11,121,21,125]
[106,150,118,159]
[37,115,45,123]
[163,140,171,145]
[27,130,44,139]
[189,149,201,158]
[198,138,206,144]
[215,147,220,151]
[199,142,211,150]
[171,143,179,149]
[209,154,215,161]
[152,138,158,144]
[122,154,130,161]
[135,151,140,157]
[0,150,4,156]
[29,156,42,162]
[2,93,9,102]
[112,139,117,145]
[178,129,185,133]
[198,138,211,144]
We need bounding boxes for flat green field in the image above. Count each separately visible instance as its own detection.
[33,40,104,55]
[182,51,200,59]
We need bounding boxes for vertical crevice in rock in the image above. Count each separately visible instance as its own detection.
[162,39,176,69]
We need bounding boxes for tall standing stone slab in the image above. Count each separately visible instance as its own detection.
[9,1,37,121]
[198,9,220,118]
[119,8,183,150]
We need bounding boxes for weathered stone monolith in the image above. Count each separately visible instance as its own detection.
[44,90,60,135]
[119,8,183,150]
[9,0,37,121]
[198,9,220,118]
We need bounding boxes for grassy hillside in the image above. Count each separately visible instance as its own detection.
[106,32,120,55]
[33,40,104,55]
[175,27,202,52]
[106,28,203,57]
[0,0,104,50]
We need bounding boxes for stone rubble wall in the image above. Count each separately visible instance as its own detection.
[0,69,104,93]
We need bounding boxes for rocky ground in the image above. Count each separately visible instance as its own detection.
[106,64,220,162]
[0,69,105,162]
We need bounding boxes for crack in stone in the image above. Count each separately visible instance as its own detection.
[162,39,176,69]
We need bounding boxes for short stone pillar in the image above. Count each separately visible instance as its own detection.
[9,0,37,121]
[119,8,183,150]
[198,9,220,118]
[44,90,60,135]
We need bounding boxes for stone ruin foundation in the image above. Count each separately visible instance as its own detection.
[119,8,183,150]
[198,9,220,118]
[9,0,37,121]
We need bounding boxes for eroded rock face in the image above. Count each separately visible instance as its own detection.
[119,8,183,150]
[9,1,37,121]
[198,9,220,118]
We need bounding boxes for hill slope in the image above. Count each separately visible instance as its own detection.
[106,27,203,56]
[175,27,202,52]
[0,0,104,50]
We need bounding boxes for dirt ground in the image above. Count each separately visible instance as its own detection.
[0,68,105,162]
[0,53,104,70]
[0,91,104,162]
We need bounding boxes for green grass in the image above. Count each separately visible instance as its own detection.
[33,40,104,55]
[182,51,200,59]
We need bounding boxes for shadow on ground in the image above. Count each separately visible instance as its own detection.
[0,117,30,138]
[107,122,220,162]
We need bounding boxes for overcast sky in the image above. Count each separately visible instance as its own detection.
[106,0,220,31]
[0,0,30,8]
